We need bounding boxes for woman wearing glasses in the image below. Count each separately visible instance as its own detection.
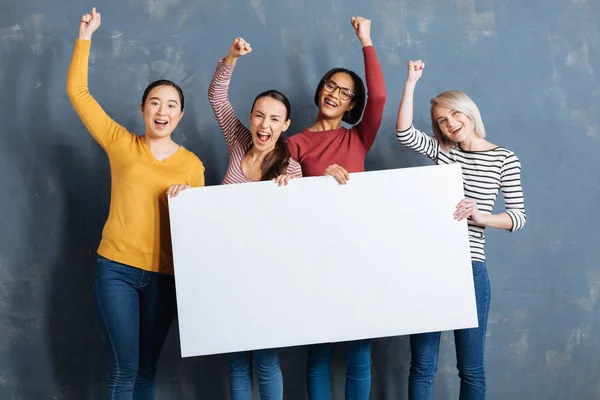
[286,16,386,400]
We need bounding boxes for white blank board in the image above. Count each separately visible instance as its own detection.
[169,164,477,357]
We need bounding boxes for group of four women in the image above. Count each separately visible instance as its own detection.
[67,7,527,400]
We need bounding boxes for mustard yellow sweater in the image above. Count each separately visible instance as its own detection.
[66,39,204,274]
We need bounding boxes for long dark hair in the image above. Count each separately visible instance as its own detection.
[141,79,185,111]
[314,68,365,125]
[250,90,292,181]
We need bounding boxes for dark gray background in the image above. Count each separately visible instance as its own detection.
[1,0,598,398]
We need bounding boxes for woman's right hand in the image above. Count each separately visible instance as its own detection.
[224,38,252,65]
[406,60,424,85]
[79,7,101,40]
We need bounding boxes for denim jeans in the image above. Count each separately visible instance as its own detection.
[409,261,491,400]
[94,256,176,400]
[307,339,372,400]
[228,349,283,400]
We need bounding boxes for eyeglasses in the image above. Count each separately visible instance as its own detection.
[322,79,354,101]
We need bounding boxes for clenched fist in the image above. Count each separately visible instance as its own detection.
[79,7,101,40]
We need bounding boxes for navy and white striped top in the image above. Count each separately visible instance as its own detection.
[396,124,526,261]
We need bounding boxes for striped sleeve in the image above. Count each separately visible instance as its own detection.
[396,124,439,161]
[207,58,252,153]
[500,152,526,231]
[287,157,303,178]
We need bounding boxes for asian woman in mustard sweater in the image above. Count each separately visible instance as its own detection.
[66,8,204,399]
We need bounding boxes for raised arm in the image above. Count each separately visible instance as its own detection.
[207,38,253,153]
[395,60,439,160]
[66,8,130,151]
[352,16,387,151]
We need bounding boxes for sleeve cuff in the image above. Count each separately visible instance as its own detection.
[396,124,414,135]
[505,211,517,232]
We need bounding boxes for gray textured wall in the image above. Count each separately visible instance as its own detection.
[1,0,599,399]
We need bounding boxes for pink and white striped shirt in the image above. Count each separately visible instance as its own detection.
[208,59,302,184]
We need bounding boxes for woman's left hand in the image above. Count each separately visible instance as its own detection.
[273,174,294,187]
[167,184,190,198]
[454,198,487,225]
[351,16,372,47]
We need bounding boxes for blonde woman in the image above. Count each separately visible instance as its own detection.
[396,60,526,400]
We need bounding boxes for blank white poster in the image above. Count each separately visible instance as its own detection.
[168,164,477,357]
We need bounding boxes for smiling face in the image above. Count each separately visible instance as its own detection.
[429,90,487,150]
[317,72,356,121]
[432,105,475,144]
[249,96,291,152]
[141,85,184,139]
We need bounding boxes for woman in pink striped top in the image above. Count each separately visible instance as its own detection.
[207,37,301,400]
[208,38,302,187]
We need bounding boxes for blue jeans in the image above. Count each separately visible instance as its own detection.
[228,349,283,399]
[94,256,176,400]
[409,261,491,400]
[307,339,372,400]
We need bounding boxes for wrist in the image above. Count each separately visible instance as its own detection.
[360,38,373,47]
[224,55,238,65]
[78,35,92,40]
[404,82,417,95]
[477,214,490,226]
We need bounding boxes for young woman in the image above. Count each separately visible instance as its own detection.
[66,8,204,399]
[286,16,387,400]
[208,37,302,187]
[206,37,302,400]
[396,60,527,400]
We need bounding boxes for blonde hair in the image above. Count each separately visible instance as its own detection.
[430,90,486,151]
